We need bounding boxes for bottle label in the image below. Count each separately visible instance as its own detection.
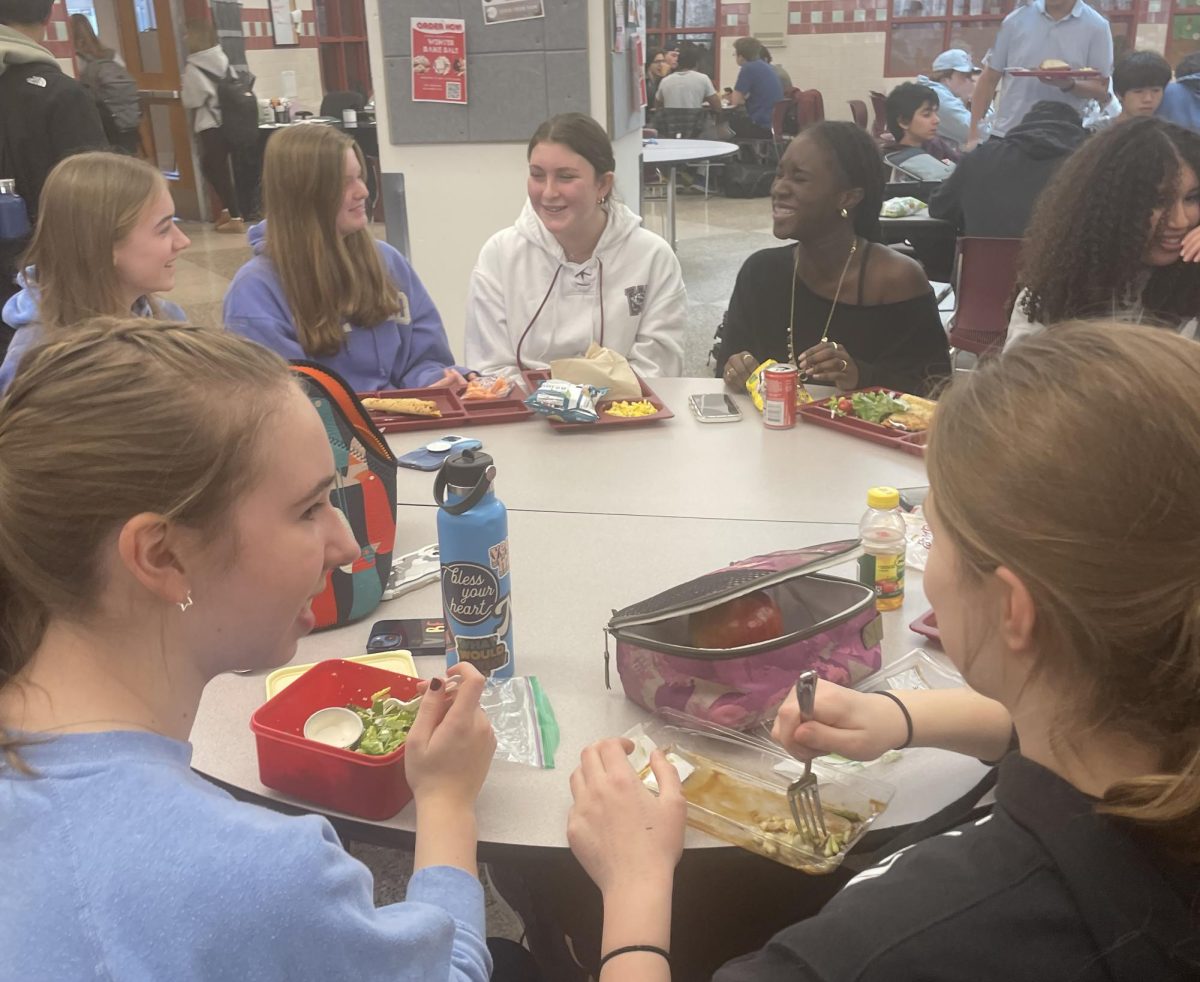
[441,538,512,676]
[858,551,905,610]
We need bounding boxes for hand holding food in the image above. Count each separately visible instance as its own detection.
[723,350,759,390]
[567,738,687,895]
[428,368,470,389]
[799,341,860,390]
[772,678,909,763]
[405,663,496,810]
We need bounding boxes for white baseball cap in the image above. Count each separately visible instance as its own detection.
[931,49,980,73]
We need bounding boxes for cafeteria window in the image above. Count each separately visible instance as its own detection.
[884,0,1135,77]
[1167,0,1200,68]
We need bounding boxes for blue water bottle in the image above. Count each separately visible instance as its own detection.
[0,179,31,240]
[433,449,514,679]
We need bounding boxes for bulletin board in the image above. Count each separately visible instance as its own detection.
[606,0,645,141]
[379,1,592,145]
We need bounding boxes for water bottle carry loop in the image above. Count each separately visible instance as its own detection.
[433,465,494,516]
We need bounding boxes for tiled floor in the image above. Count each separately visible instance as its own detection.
[172,192,779,378]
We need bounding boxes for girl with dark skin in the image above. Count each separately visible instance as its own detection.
[719,122,949,396]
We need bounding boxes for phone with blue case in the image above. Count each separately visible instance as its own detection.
[397,435,482,471]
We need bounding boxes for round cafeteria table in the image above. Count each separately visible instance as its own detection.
[189,377,986,976]
[642,139,739,252]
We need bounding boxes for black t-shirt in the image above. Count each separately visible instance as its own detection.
[0,58,107,221]
[713,243,951,397]
[714,754,1200,982]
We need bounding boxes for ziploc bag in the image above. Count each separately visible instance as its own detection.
[481,676,559,769]
[625,709,893,874]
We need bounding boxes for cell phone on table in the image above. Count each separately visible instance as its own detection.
[689,393,742,423]
[397,435,482,472]
[367,618,447,657]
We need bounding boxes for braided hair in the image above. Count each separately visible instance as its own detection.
[804,121,886,242]
[1019,117,1200,328]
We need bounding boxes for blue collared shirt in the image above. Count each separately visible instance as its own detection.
[984,0,1113,137]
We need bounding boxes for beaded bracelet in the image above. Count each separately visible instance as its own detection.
[875,690,914,749]
[599,944,671,972]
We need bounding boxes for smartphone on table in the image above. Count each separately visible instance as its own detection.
[688,393,743,423]
[367,618,447,657]
[397,435,482,471]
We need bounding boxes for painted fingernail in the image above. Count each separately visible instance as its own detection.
[429,677,443,692]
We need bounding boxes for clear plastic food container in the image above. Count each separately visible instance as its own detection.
[627,709,894,874]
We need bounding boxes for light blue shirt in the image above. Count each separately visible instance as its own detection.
[984,0,1113,137]
[0,730,492,981]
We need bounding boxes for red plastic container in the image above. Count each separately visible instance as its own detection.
[250,658,422,820]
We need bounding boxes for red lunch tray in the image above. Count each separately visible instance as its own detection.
[1008,68,1101,79]
[910,608,941,646]
[360,382,533,433]
[521,369,675,430]
[797,387,928,457]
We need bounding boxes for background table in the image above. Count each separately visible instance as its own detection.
[192,379,984,851]
[642,139,739,251]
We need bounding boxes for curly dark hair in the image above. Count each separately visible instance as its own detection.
[1019,117,1200,327]
[803,121,886,242]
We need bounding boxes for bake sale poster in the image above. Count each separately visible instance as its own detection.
[411,18,467,104]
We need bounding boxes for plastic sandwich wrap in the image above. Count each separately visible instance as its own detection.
[483,676,559,769]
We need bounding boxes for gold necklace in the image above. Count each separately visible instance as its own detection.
[787,237,859,368]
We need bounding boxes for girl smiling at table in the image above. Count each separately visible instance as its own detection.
[0,321,498,981]
[716,122,950,397]
[1009,116,1200,348]
[570,322,1200,982]
[464,113,686,379]
[0,152,189,393]
[224,125,470,391]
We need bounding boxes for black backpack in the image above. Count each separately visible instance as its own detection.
[196,65,259,149]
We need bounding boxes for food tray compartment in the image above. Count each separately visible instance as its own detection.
[909,608,942,646]
[358,386,466,433]
[798,386,928,458]
[855,646,963,692]
[458,382,534,426]
[522,369,675,429]
[630,710,893,874]
[251,658,422,820]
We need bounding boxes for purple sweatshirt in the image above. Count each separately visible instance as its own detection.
[223,222,468,390]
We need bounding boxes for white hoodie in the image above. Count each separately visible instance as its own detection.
[464,199,686,379]
[181,45,231,134]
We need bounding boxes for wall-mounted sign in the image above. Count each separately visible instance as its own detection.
[269,0,296,46]
[481,0,545,24]
[412,18,468,104]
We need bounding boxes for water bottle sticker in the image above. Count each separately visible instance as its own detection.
[441,562,499,624]
[456,632,510,675]
[488,539,510,577]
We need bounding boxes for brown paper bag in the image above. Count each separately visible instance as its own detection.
[550,342,642,401]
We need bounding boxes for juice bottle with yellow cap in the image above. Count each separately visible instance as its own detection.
[858,486,906,612]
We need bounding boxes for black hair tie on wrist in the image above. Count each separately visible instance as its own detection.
[599,945,671,972]
[875,690,914,749]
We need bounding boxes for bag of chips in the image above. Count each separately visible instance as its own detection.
[525,379,607,423]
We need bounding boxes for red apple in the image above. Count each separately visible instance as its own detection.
[689,591,784,649]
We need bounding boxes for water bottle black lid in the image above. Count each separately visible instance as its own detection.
[442,447,494,485]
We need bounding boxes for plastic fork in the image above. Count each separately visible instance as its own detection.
[786,670,828,843]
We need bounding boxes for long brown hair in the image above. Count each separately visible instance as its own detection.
[261,125,402,357]
[928,321,1200,860]
[24,153,168,331]
[0,319,294,770]
[70,13,112,59]
[1018,117,1200,327]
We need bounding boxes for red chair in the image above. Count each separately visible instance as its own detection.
[948,237,1024,367]
[794,88,825,129]
[849,99,869,130]
[771,98,796,143]
[869,90,888,139]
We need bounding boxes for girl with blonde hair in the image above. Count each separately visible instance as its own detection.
[224,125,469,390]
[569,322,1200,981]
[0,320,497,980]
[0,151,188,393]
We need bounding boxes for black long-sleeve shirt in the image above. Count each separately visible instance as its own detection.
[714,244,950,397]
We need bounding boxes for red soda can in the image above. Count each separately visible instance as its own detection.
[762,363,798,429]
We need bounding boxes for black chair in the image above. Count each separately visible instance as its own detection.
[652,107,706,139]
